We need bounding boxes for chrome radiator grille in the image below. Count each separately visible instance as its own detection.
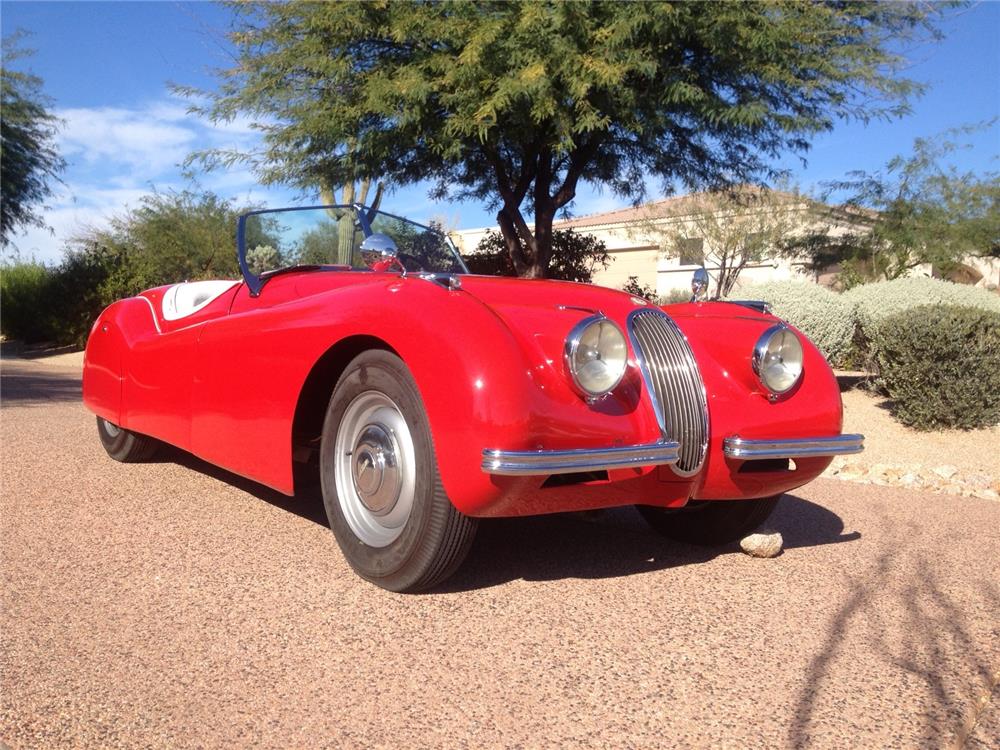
[628,309,708,475]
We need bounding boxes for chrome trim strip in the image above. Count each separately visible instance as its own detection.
[481,441,680,476]
[723,434,865,460]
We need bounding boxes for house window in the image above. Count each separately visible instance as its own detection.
[678,238,704,266]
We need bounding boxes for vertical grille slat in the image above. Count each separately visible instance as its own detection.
[628,310,708,475]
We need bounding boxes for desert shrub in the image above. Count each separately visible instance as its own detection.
[844,276,1000,339]
[658,288,691,304]
[0,260,56,343]
[870,305,1000,430]
[622,275,660,303]
[727,281,856,367]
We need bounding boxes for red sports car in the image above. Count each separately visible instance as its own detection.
[83,205,863,591]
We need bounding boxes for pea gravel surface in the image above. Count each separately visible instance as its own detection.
[2,356,998,749]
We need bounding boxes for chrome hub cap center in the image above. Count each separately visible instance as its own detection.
[352,424,400,515]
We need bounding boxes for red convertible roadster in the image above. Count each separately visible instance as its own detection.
[83,205,863,591]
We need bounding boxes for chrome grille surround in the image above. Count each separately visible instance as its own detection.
[627,308,709,476]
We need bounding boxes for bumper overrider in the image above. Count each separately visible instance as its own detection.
[481,434,864,476]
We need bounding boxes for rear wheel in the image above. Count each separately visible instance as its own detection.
[636,496,780,546]
[320,350,477,592]
[96,416,159,462]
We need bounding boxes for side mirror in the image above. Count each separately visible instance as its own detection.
[691,267,710,302]
[359,233,402,273]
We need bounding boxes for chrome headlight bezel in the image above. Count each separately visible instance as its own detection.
[564,315,629,399]
[752,323,804,398]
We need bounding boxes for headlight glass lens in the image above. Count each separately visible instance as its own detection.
[754,325,803,395]
[566,317,628,397]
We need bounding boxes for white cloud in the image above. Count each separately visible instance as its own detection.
[3,97,283,264]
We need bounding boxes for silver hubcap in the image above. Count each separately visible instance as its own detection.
[335,391,416,547]
[102,419,121,437]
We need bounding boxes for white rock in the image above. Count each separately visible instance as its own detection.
[932,465,959,480]
[740,531,783,558]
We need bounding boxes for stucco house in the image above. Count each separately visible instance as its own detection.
[451,190,999,298]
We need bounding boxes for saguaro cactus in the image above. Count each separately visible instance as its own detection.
[320,180,385,265]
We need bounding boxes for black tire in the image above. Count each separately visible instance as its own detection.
[96,416,159,463]
[636,495,781,546]
[319,349,477,592]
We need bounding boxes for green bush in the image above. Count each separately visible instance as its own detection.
[844,276,1000,339]
[727,281,856,367]
[870,304,1000,430]
[622,275,660,303]
[1,261,56,343]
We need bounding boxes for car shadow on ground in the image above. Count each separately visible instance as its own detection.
[158,445,860,591]
[439,494,860,592]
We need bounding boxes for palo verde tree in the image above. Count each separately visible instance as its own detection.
[634,187,803,298]
[187,1,944,278]
[804,124,1000,285]
[1,32,65,247]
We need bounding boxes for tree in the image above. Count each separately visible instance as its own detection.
[187,1,942,278]
[800,125,1000,285]
[71,189,275,286]
[1,32,65,246]
[466,228,609,283]
[637,187,800,298]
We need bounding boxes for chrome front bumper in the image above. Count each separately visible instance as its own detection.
[723,434,864,460]
[481,441,680,476]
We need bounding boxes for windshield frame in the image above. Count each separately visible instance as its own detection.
[235,203,467,297]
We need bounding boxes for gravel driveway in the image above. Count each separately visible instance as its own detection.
[2,356,997,749]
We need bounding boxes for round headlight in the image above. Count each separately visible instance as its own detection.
[753,324,803,396]
[565,316,628,397]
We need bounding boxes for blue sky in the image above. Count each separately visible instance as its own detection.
[3,0,998,264]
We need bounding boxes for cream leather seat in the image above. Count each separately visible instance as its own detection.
[161,280,240,321]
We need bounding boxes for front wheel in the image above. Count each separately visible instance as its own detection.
[636,496,780,546]
[319,350,477,592]
[96,416,159,462]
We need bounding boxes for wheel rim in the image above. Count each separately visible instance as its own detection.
[102,418,121,437]
[334,391,417,547]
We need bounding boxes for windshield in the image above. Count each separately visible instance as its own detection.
[237,205,467,295]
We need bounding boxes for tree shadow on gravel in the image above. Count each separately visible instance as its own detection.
[787,524,999,747]
[0,366,82,405]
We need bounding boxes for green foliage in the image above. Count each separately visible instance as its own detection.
[1,32,66,246]
[870,305,1000,430]
[246,244,280,275]
[622,275,659,303]
[728,281,856,367]
[1,190,265,347]
[467,229,609,283]
[843,276,1000,340]
[0,259,52,342]
[795,125,1000,283]
[187,0,940,278]
[81,190,259,283]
